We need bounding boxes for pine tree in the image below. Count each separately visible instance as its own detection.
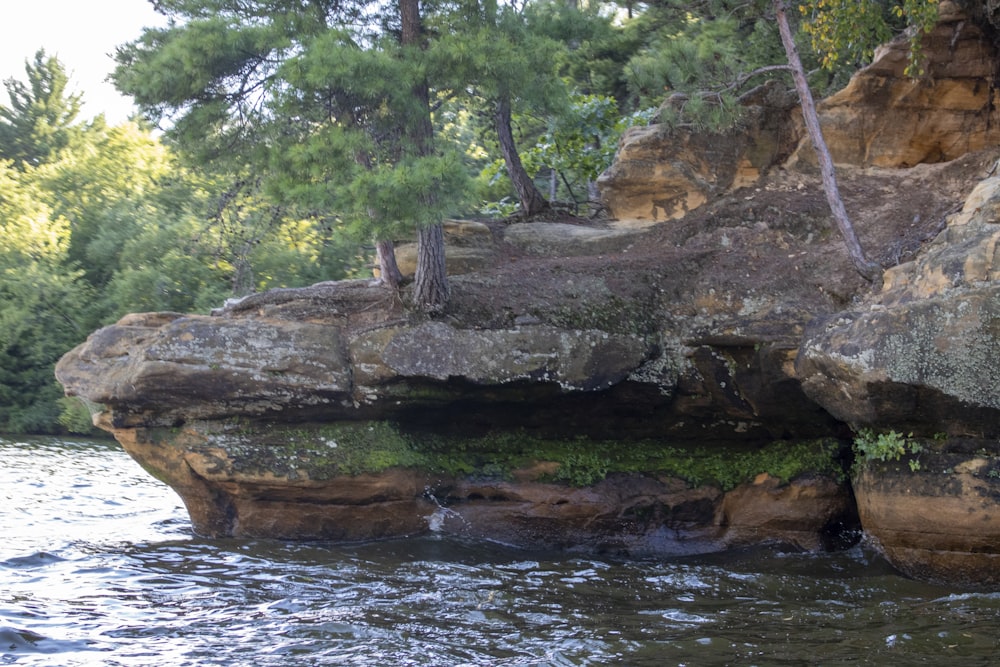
[113,0,465,309]
[449,0,562,216]
[0,49,85,168]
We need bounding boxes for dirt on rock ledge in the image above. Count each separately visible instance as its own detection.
[443,150,997,335]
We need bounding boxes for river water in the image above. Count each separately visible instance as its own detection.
[3,437,1000,666]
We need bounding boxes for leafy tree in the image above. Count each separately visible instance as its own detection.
[34,120,175,289]
[800,0,939,76]
[0,161,94,432]
[524,94,624,207]
[0,48,369,433]
[0,49,86,168]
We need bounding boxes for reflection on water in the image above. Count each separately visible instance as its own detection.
[2,436,1000,666]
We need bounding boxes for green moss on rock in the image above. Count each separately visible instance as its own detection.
[182,419,846,489]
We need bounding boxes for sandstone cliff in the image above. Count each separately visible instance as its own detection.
[56,4,1000,584]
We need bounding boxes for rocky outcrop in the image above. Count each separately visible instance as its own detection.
[795,169,1000,587]
[854,445,1000,587]
[59,184,877,553]
[597,81,799,222]
[108,423,852,552]
[59,292,651,427]
[57,259,858,552]
[599,2,1000,223]
[793,1,1000,168]
[797,174,1000,435]
[55,6,1000,583]
[56,150,994,566]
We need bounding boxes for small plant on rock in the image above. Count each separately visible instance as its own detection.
[853,428,923,473]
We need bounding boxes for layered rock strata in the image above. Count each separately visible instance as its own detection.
[56,6,1000,583]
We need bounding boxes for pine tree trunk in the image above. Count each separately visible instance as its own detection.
[495,93,548,217]
[413,223,449,311]
[375,238,403,288]
[400,0,450,309]
[774,0,881,282]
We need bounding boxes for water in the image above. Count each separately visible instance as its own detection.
[3,437,1000,666]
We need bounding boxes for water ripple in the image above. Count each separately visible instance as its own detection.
[4,437,1000,665]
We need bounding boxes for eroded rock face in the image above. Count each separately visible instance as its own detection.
[794,1,1000,168]
[107,422,852,554]
[854,448,1000,587]
[55,151,989,561]
[57,284,654,427]
[797,176,1000,436]
[597,81,799,222]
[599,3,999,224]
[795,159,1000,587]
[57,245,858,552]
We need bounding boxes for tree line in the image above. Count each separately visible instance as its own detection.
[1,0,941,433]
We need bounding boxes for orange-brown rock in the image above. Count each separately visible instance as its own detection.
[109,422,853,553]
[854,448,1000,587]
[438,472,852,554]
[793,1,1000,168]
[600,4,999,226]
[597,81,799,222]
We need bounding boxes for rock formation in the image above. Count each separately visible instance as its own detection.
[797,175,1000,434]
[796,162,1000,587]
[597,81,800,222]
[599,1,1000,220]
[793,1,1000,168]
[56,4,1000,584]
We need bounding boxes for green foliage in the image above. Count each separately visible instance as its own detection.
[113,0,468,309]
[0,261,94,433]
[600,440,843,490]
[799,0,939,76]
[623,10,742,111]
[0,52,358,433]
[853,428,924,473]
[480,95,652,210]
[554,450,610,487]
[527,94,622,196]
[414,430,843,489]
[526,1,634,102]
[36,120,176,289]
[0,49,85,168]
[56,397,99,435]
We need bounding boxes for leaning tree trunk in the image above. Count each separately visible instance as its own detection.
[375,238,404,288]
[354,149,404,289]
[401,0,450,310]
[495,93,548,217]
[774,0,882,282]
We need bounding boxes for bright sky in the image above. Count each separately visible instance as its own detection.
[0,0,167,124]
